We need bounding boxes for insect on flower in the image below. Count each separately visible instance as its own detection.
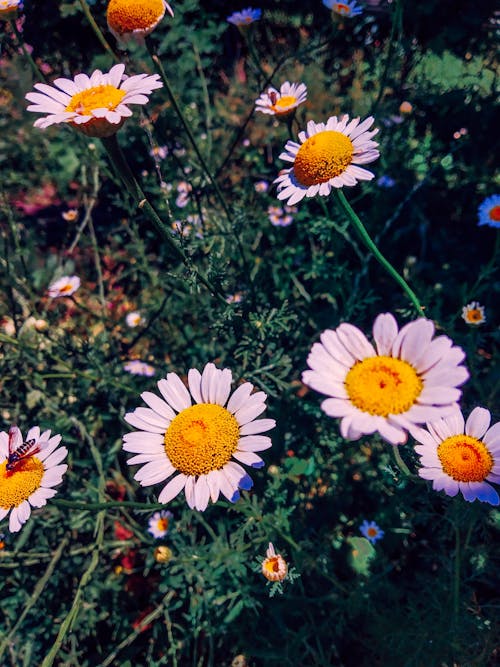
[6,425,40,472]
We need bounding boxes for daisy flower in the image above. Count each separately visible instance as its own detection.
[26,64,163,138]
[124,360,156,377]
[413,407,500,506]
[254,180,269,193]
[122,362,275,511]
[323,0,363,18]
[227,7,261,26]
[0,0,22,21]
[126,311,144,328]
[148,510,173,538]
[275,115,379,205]
[261,542,288,582]
[302,312,469,445]
[461,301,486,326]
[48,275,80,298]
[255,82,307,117]
[61,209,79,222]
[477,194,500,228]
[360,520,384,544]
[0,426,68,533]
[106,0,174,42]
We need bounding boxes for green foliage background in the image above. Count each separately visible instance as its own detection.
[0,1,499,665]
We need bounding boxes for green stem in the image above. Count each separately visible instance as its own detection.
[52,499,166,511]
[334,190,425,316]
[369,0,402,117]
[101,134,226,303]
[78,0,119,63]
[10,19,45,83]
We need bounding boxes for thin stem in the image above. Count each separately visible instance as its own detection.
[334,189,425,316]
[77,0,119,63]
[391,445,412,477]
[369,0,402,117]
[52,499,166,511]
[10,19,45,83]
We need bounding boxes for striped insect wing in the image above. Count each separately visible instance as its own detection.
[7,425,22,457]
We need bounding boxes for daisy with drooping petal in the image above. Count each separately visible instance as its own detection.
[148,510,173,538]
[122,363,275,511]
[48,275,80,298]
[227,7,261,26]
[275,115,380,205]
[414,407,500,506]
[26,64,162,138]
[107,0,174,43]
[0,0,22,21]
[477,194,500,228]
[261,542,288,582]
[302,313,469,445]
[360,520,384,544]
[323,0,363,18]
[255,82,307,117]
[461,301,486,326]
[0,426,68,533]
[124,360,156,377]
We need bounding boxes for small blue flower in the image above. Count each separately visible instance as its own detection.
[227,7,262,26]
[477,194,500,229]
[360,520,384,544]
[377,175,395,188]
[322,1,364,18]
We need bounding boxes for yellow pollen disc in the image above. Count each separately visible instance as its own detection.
[489,205,500,222]
[107,0,165,34]
[345,355,423,417]
[294,130,354,186]
[66,85,126,115]
[157,517,169,531]
[262,555,288,581]
[367,527,378,537]
[466,309,482,322]
[271,95,297,114]
[0,457,44,509]
[438,435,493,482]
[164,403,240,477]
[60,283,75,293]
[333,3,351,15]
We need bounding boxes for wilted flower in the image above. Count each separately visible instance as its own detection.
[0,0,22,21]
[106,0,173,43]
[302,313,469,445]
[26,64,162,138]
[323,0,363,18]
[154,545,173,562]
[148,510,173,538]
[227,7,261,26]
[0,425,68,533]
[477,194,500,229]
[122,363,275,511]
[461,302,486,326]
[255,82,307,117]
[261,542,288,581]
[275,115,379,205]
[124,360,156,377]
[48,275,80,298]
[360,520,384,544]
[413,407,500,506]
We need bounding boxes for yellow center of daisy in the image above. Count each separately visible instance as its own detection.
[367,527,378,537]
[488,205,500,222]
[466,309,482,322]
[164,403,240,477]
[437,435,493,482]
[262,555,288,581]
[345,356,423,417]
[107,0,165,33]
[59,283,75,293]
[0,457,44,509]
[294,131,354,186]
[271,95,297,114]
[157,517,169,532]
[66,85,126,116]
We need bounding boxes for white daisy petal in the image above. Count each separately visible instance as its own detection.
[465,407,491,439]
[158,474,187,504]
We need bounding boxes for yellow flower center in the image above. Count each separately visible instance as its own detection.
[333,3,351,15]
[466,309,482,323]
[488,205,500,222]
[59,283,75,293]
[66,85,126,116]
[367,527,378,537]
[107,0,165,34]
[271,95,298,114]
[157,517,169,532]
[294,130,353,186]
[262,555,288,582]
[345,356,423,417]
[0,457,44,509]
[438,435,493,482]
[164,403,240,477]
